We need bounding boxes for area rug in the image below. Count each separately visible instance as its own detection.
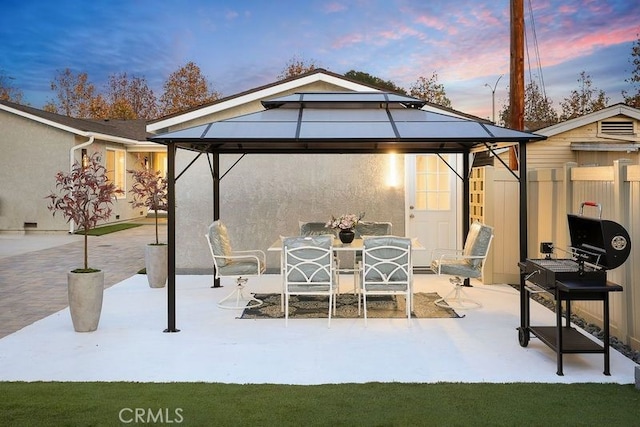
[239,292,462,319]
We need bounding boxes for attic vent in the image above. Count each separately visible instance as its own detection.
[601,121,634,135]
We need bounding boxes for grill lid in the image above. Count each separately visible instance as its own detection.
[567,214,631,270]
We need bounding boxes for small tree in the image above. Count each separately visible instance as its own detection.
[46,152,123,271]
[127,166,168,245]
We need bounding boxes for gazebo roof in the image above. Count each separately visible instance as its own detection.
[149,92,545,153]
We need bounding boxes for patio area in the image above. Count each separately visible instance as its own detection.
[0,272,636,384]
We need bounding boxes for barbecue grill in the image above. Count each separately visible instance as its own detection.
[518,202,630,376]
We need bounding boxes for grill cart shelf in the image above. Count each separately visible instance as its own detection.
[517,267,622,376]
[517,201,630,376]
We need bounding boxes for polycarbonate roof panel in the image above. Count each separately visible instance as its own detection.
[302,108,389,122]
[299,121,396,139]
[225,109,299,122]
[203,122,298,139]
[262,91,426,108]
[395,121,486,138]
[390,108,468,123]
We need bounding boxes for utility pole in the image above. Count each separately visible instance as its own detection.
[484,74,503,123]
[509,0,524,170]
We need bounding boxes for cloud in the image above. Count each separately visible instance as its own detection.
[323,2,347,13]
[225,10,239,20]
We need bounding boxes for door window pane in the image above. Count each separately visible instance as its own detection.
[415,154,450,210]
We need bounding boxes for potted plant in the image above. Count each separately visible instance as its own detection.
[127,164,168,288]
[46,152,123,332]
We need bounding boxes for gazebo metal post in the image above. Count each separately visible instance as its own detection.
[463,149,471,286]
[165,142,179,333]
[518,140,528,262]
[212,152,221,288]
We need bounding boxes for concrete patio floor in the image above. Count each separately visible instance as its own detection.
[0,272,637,384]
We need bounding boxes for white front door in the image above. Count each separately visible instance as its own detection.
[405,154,460,267]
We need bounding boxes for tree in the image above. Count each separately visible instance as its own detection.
[46,152,123,271]
[344,70,407,94]
[622,34,640,108]
[103,72,158,119]
[158,62,220,116]
[127,165,168,245]
[0,70,24,103]
[559,71,608,120]
[277,55,320,80]
[47,68,99,118]
[409,73,452,107]
[498,80,558,130]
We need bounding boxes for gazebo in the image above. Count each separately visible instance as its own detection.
[149,91,546,332]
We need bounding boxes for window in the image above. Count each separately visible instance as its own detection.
[415,154,450,210]
[106,148,126,197]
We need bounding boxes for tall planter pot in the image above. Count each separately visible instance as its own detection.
[67,270,104,332]
[145,244,168,288]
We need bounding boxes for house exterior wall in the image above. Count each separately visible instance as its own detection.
[0,110,147,233]
[0,112,72,232]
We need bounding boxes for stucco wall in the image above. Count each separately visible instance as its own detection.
[175,152,406,272]
[0,112,72,232]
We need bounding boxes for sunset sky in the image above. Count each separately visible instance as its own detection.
[1,0,638,120]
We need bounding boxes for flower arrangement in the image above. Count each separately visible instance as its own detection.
[325,212,364,230]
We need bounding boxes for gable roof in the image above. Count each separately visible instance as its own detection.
[0,100,152,146]
[537,103,640,137]
[147,68,484,133]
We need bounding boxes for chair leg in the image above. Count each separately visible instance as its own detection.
[285,293,289,327]
[435,277,482,309]
[217,277,263,310]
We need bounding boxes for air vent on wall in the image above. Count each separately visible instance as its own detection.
[600,121,634,135]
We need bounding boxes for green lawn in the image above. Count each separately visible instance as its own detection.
[1,382,639,426]
[75,223,142,236]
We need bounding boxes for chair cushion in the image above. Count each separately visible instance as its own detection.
[283,235,333,283]
[355,221,392,238]
[432,259,482,278]
[462,222,494,267]
[299,221,337,236]
[208,221,233,267]
[363,236,411,282]
[217,259,262,276]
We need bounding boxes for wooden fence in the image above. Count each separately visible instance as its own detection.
[527,160,639,351]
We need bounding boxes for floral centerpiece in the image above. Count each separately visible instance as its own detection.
[325,213,363,231]
[326,212,364,244]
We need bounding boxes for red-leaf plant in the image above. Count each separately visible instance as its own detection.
[46,152,123,272]
[127,164,168,245]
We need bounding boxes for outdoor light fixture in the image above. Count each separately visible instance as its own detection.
[81,149,89,169]
[387,153,399,187]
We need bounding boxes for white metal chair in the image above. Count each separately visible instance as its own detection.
[431,221,494,310]
[205,221,266,309]
[360,236,412,325]
[283,235,338,327]
[344,221,393,296]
